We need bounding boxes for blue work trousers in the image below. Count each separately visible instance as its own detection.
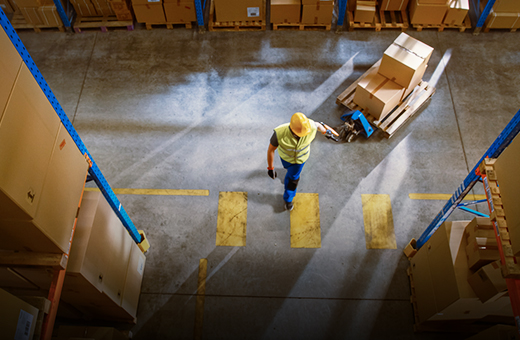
[281,159,305,203]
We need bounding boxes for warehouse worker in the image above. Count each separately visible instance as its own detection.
[267,112,332,211]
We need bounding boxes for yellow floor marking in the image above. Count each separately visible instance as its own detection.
[194,258,207,340]
[290,193,321,248]
[409,193,486,201]
[216,192,248,247]
[362,194,397,250]
[83,187,209,196]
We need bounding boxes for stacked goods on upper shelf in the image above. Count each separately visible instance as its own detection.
[109,0,133,21]
[443,0,469,26]
[484,0,520,30]
[12,0,63,27]
[354,0,376,23]
[163,0,196,23]
[132,0,166,23]
[409,0,449,25]
[270,0,301,24]
[353,33,433,120]
[70,0,114,17]
[0,29,89,254]
[301,0,334,25]
[409,219,512,327]
[61,191,146,321]
[0,0,16,14]
[379,0,409,11]
[214,0,264,22]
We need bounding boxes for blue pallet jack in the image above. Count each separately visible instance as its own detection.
[337,110,375,142]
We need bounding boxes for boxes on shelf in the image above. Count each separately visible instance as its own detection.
[378,32,433,98]
[0,0,15,13]
[380,0,409,11]
[270,0,301,24]
[353,68,404,120]
[61,191,146,321]
[416,0,447,3]
[484,10,520,29]
[354,1,376,22]
[71,0,98,16]
[494,133,520,255]
[0,288,39,340]
[0,20,22,117]
[491,0,520,13]
[132,1,166,23]
[443,0,469,26]
[163,0,196,23]
[466,238,500,271]
[409,0,449,25]
[468,260,508,303]
[301,0,334,24]
[109,0,133,21]
[409,220,513,325]
[92,0,115,15]
[214,0,264,22]
[463,217,495,243]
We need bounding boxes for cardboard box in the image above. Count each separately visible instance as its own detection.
[0,0,14,13]
[466,325,520,340]
[494,134,520,255]
[485,10,520,29]
[409,0,448,25]
[0,26,22,121]
[131,0,161,4]
[380,0,409,11]
[492,0,520,13]
[109,0,133,21]
[270,0,301,24]
[443,0,468,25]
[121,240,146,317]
[468,261,508,303]
[0,288,39,340]
[39,5,62,26]
[464,217,495,242]
[417,0,447,3]
[92,0,114,15]
[13,0,41,6]
[353,69,404,120]
[354,4,375,22]
[214,0,264,22]
[302,0,333,4]
[133,3,166,23]
[0,63,60,224]
[301,3,334,24]
[378,32,433,89]
[71,0,98,16]
[163,1,196,23]
[20,6,45,25]
[466,239,500,270]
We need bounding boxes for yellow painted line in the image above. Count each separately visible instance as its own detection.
[362,194,396,250]
[409,193,486,201]
[194,258,207,340]
[83,187,209,196]
[290,193,321,248]
[216,192,248,247]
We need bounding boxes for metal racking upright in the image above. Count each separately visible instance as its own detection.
[407,108,520,332]
[470,0,496,34]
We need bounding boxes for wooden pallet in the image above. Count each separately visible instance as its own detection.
[336,59,436,138]
[483,26,518,33]
[272,22,331,31]
[208,0,266,31]
[10,12,65,32]
[346,8,408,31]
[73,15,134,33]
[479,158,520,279]
[145,22,193,30]
[413,15,471,32]
[346,10,381,31]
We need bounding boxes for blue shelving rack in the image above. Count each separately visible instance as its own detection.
[1,8,142,245]
[52,0,72,28]
[195,0,208,29]
[337,0,348,27]
[470,0,496,34]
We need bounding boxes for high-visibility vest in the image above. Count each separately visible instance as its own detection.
[274,120,317,164]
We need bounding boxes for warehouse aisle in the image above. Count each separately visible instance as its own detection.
[18,28,520,339]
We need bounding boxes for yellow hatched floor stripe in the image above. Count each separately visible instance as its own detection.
[362,194,397,250]
[194,258,207,340]
[290,193,321,248]
[409,193,486,200]
[216,192,248,247]
[84,188,209,196]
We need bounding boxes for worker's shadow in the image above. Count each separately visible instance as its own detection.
[247,168,287,213]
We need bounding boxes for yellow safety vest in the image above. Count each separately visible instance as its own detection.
[274,121,317,164]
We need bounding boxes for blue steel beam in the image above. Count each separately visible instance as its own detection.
[416,109,520,249]
[0,9,143,244]
[195,0,205,28]
[337,0,348,27]
[52,0,71,28]
[457,206,489,218]
[476,0,496,28]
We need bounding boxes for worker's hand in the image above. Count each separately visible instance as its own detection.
[268,169,277,179]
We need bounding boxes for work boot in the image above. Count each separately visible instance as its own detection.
[285,201,294,211]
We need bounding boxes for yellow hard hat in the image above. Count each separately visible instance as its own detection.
[290,112,311,137]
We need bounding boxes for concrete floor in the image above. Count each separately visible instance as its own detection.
[17,25,520,339]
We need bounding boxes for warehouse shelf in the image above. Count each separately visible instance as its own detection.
[470,0,496,34]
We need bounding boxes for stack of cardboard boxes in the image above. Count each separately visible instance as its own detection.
[132,0,196,24]
[484,0,520,30]
[0,28,89,255]
[214,0,264,22]
[0,0,16,14]
[270,0,334,25]
[69,0,115,17]
[409,218,512,326]
[60,191,146,322]
[410,0,469,26]
[380,0,409,11]
[12,0,63,27]
[353,33,433,121]
[354,0,376,23]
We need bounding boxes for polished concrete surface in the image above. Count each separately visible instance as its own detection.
[17,25,520,339]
